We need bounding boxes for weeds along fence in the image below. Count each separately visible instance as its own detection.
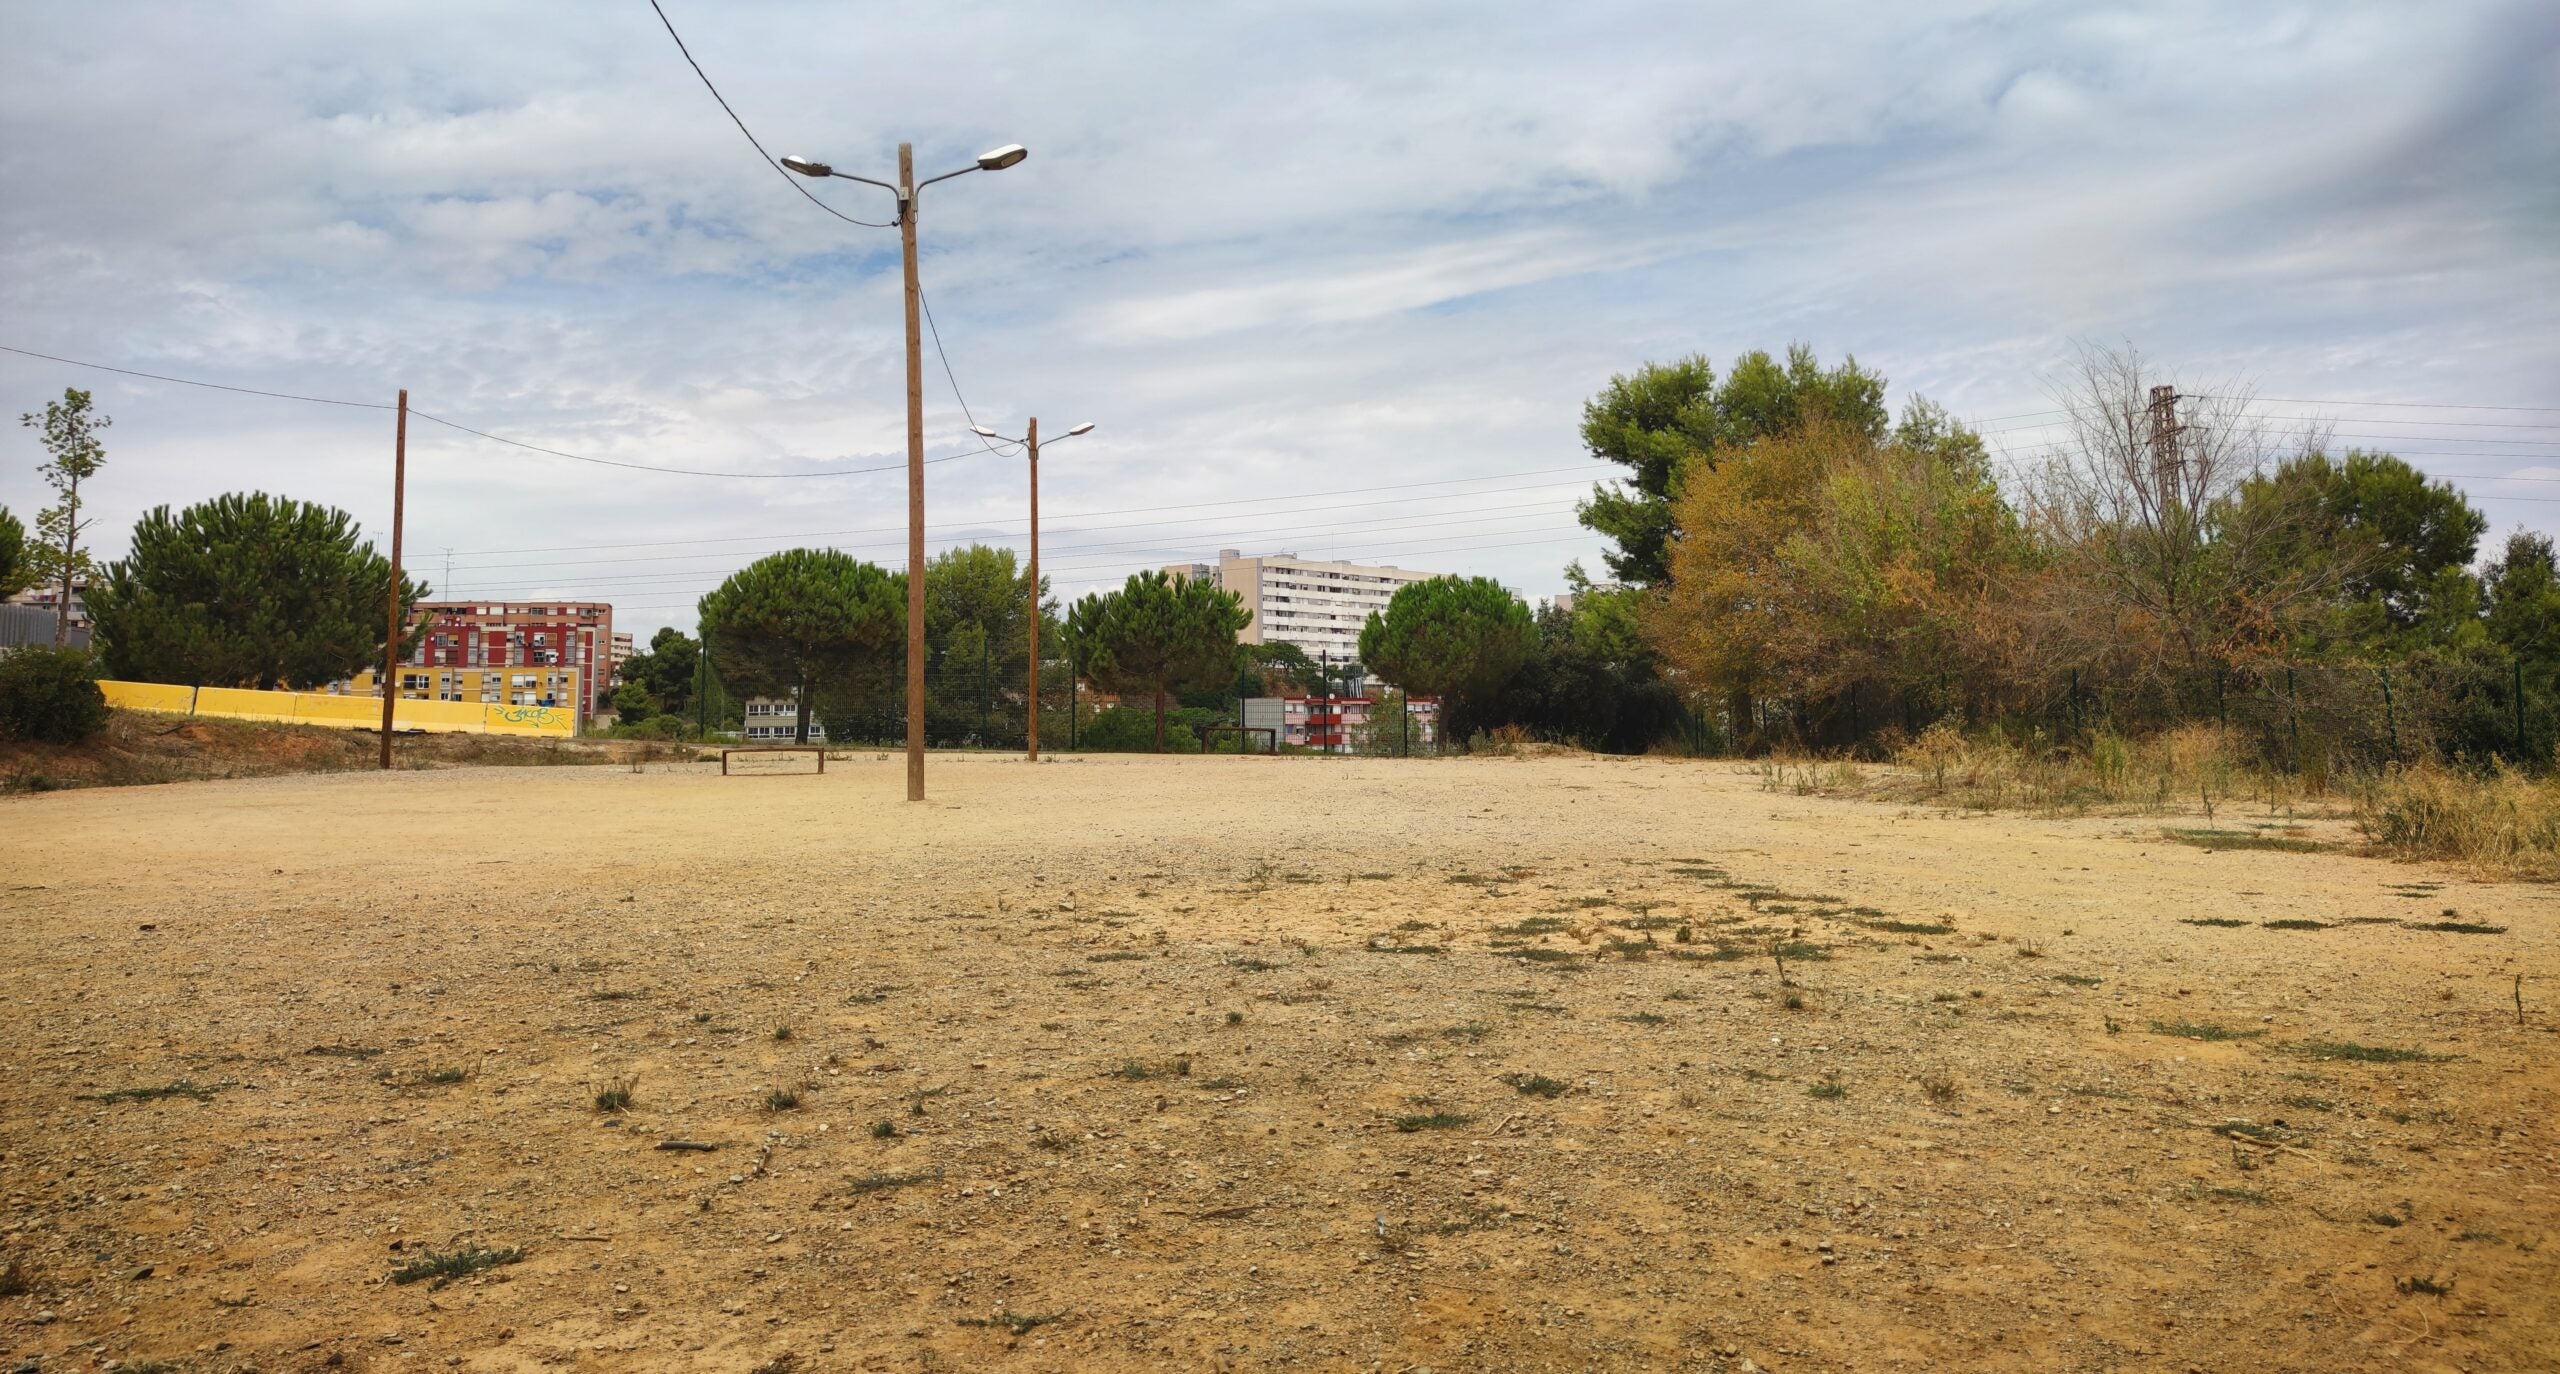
[1702,654,2556,777]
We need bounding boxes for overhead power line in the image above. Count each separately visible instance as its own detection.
[0,344,394,410]
[0,341,992,480]
[442,462,1612,557]
[646,0,893,230]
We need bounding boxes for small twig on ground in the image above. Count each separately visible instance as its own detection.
[655,1140,720,1152]
[1166,1204,1260,1221]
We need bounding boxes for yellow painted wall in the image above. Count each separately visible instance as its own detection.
[97,680,195,714]
[97,679,573,737]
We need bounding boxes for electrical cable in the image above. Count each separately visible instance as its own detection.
[645,0,893,229]
[1,341,988,479]
[0,344,393,410]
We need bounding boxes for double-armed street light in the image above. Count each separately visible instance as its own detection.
[782,141,1028,801]
[970,418,1094,761]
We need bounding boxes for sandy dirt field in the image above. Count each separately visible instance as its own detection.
[2,752,2553,1373]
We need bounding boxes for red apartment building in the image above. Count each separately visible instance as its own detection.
[406,601,616,714]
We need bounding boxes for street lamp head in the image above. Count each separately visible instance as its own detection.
[1065,422,1095,436]
[971,426,1001,439]
[779,155,833,178]
[976,144,1029,171]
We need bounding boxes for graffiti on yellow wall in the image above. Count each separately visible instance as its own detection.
[98,681,574,738]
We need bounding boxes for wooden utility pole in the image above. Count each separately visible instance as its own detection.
[379,389,408,770]
[1025,415,1041,762]
[899,142,927,802]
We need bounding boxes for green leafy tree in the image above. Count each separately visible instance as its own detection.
[1576,347,1889,585]
[609,680,655,722]
[20,388,110,645]
[621,626,700,719]
[2241,449,2487,654]
[0,505,29,600]
[1359,575,1534,739]
[1068,569,1249,751]
[698,549,902,744]
[1236,640,1320,698]
[88,493,425,690]
[925,543,1047,747]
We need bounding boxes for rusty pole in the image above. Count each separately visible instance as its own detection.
[1025,415,1040,763]
[900,143,927,802]
[379,389,408,770]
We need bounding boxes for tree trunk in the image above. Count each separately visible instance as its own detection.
[795,676,812,745]
[1153,683,1168,753]
[54,476,76,648]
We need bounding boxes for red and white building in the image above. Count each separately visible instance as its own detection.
[405,601,616,716]
[1244,694,1440,753]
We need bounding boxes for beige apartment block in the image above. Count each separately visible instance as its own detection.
[1165,550,1438,663]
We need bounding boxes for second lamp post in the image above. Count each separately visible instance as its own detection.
[972,418,1093,761]
[783,140,1026,801]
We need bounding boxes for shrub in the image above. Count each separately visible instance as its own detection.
[0,647,108,744]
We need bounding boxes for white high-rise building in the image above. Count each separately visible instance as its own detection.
[1165,550,1440,663]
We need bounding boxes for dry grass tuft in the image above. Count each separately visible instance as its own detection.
[2354,763,2560,879]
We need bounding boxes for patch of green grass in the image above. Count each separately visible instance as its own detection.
[772,1024,794,1041]
[1502,1073,1568,1099]
[2149,1020,2265,1042]
[1500,947,1584,964]
[1493,916,1570,936]
[2454,1228,2502,1243]
[1807,1075,1847,1100]
[2180,918,2249,928]
[1393,1111,1474,1132]
[587,988,643,1001]
[93,1080,224,1104]
[2261,919,2332,931]
[1087,951,1151,963]
[1770,941,1831,962]
[1915,952,1962,963]
[1441,1023,1493,1042]
[870,1119,900,1139]
[592,1076,637,1113]
[2186,1183,2272,1205]
[1366,943,1447,956]
[304,1044,385,1059]
[765,1088,801,1112]
[1667,944,1750,962]
[389,1245,523,1290]
[1446,874,1496,886]
[2054,973,2103,987]
[2412,921,2506,935]
[1225,957,1281,972]
[2282,1094,2335,1111]
[2292,1040,2450,1064]
[1867,919,1954,935]
[1616,1011,1668,1026]
[2163,828,2332,853]
[958,1311,1066,1335]
[2396,1275,2452,1296]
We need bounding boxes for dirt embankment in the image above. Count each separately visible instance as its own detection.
[1,754,2553,1372]
[1,709,658,793]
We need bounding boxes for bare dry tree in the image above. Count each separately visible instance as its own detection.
[2019,343,2337,702]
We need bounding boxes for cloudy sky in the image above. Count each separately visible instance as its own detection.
[3,0,2554,638]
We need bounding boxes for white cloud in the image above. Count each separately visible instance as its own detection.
[0,0,2551,634]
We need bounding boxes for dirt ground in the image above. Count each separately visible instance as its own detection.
[2,752,2553,1373]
